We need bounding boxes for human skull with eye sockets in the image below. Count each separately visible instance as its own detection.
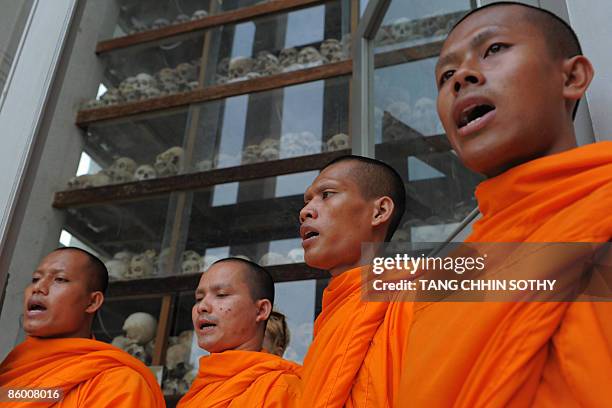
[125,254,153,280]
[173,14,190,25]
[105,259,129,281]
[185,81,199,91]
[111,157,137,174]
[123,312,158,344]
[288,248,305,263]
[390,17,415,43]
[182,250,201,264]
[151,18,170,30]
[100,88,124,106]
[217,57,230,76]
[195,159,213,171]
[254,51,280,76]
[134,164,157,181]
[103,167,134,184]
[111,335,135,350]
[166,343,190,370]
[181,259,200,275]
[119,76,140,102]
[158,80,180,96]
[297,46,325,68]
[241,145,262,164]
[320,39,344,63]
[279,48,298,69]
[155,146,184,177]
[326,133,350,152]
[374,25,393,46]
[259,138,280,161]
[259,252,289,266]
[124,343,148,364]
[134,73,157,92]
[176,62,198,83]
[228,57,255,82]
[191,9,208,20]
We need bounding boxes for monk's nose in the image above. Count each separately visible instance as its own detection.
[299,203,317,224]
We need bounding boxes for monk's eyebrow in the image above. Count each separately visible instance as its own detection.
[436,27,502,72]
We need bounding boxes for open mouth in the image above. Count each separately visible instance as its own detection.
[27,300,47,312]
[457,104,496,129]
[199,322,216,330]
[304,231,319,240]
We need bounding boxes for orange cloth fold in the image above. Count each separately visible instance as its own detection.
[0,336,165,408]
[396,141,612,407]
[177,350,301,408]
[301,266,412,407]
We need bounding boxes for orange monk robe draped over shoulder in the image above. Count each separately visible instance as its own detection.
[177,350,301,408]
[300,266,413,408]
[396,142,612,407]
[0,336,165,408]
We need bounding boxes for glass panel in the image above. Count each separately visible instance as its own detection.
[372,0,481,244]
[110,0,279,39]
[93,296,163,366]
[83,0,351,108]
[69,76,348,188]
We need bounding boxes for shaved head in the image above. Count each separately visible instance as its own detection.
[322,155,406,241]
[212,258,275,307]
[53,247,108,294]
[450,2,583,117]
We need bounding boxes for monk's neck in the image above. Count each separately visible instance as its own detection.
[328,242,383,277]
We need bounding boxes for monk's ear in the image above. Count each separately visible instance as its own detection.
[85,291,104,314]
[371,196,394,228]
[562,55,594,107]
[254,299,272,324]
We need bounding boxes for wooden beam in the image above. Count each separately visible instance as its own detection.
[152,294,173,366]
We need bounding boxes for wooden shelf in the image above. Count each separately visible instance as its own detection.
[374,40,443,68]
[107,263,329,298]
[96,0,329,54]
[76,60,352,127]
[54,150,349,208]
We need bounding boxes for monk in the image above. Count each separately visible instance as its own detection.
[397,3,612,407]
[0,247,165,407]
[263,310,291,357]
[178,258,301,408]
[299,155,411,407]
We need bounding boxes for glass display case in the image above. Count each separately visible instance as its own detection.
[356,0,481,245]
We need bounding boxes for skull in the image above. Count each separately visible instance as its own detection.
[111,157,137,174]
[279,132,304,158]
[165,343,190,370]
[176,62,197,83]
[181,259,200,275]
[326,133,350,151]
[155,146,184,177]
[299,131,322,154]
[185,81,199,91]
[259,138,279,151]
[287,248,305,263]
[114,251,134,263]
[260,146,279,161]
[67,172,111,189]
[191,9,209,20]
[199,255,220,272]
[156,67,178,83]
[143,249,158,263]
[123,312,158,344]
[173,14,190,25]
[124,343,148,364]
[254,51,280,75]
[134,164,157,181]
[228,57,255,81]
[182,250,201,263]
[183,368,198,385]
[278,48,298,68]
[151,18,170,30]
[121,84,141,103]
[297,46,324,67]
[241,145,262,164]
[259,252,288,266]
[178,330,193,345]
[105,259,129,280]
[140,87,161,100]
[390,17,414,42]
[244,72,262,80]
[158,80,180,95]
[126,254,154,279]
[100,88,124,106]
[163,379,180,396]
[134,73,157,92]
[374,25,394,46]
[104,168,134,184]
[215,74,228,85]
[320,39,343,63]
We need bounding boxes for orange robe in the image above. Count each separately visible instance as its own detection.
[300,266,412,407]
[177,350,301,408]
[397,142,612,407]
[0,336,165,407]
